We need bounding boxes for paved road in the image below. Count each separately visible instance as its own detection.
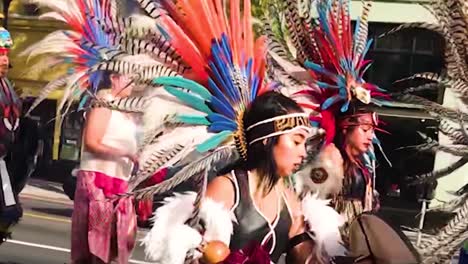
[0,197,151,264]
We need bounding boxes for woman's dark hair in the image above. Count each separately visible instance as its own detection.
[334,101,374,179]
[241,91,304,195]
[97,70,112,90]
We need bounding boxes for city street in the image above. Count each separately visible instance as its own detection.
[0,196,150,264]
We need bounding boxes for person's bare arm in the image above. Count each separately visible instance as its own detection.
[83,107,136,162]
[284,188,327,264]
[205,175,235,211]
[283,188,306,238]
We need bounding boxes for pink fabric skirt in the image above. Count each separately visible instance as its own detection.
[71,170,137,264]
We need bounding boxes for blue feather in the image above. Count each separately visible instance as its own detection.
[157,24,170,40]
[304,61,336,80]
[372,136,381,145]
[366,150,376,161]
[208,121,237,132]
[164,86,213,114]
[311,121,321,127]
[316,81,339,89]
[207,96,236,120]
[208,77,233,106]
[207,113,236,124]
[209,60,235,100]
[78,94,89,110]
[340,101,350,112]
[220,34,233,66]
[250,75,258,100]
[196,131,232,153]
[246,58,253,85]
[211,44,239,102]
[322,95,342,110]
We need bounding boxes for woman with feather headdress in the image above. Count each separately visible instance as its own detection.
[20,0,346,262]
[106,0,346,263]
[262,0,393,241]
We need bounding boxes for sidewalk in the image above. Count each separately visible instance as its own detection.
[19,178,73,206]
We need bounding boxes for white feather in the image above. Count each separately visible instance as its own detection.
[38,12,67,22]
[138,126,212,177]
[24,0,79,23]
[268,50,313,83]
[141,192,202,264]
[128,14,158,32]
[302,193,347,256]
[200,198,236,245]
[142,88,206,132]
[119,54,162,66]
[141,193,237,263]
[57,71,86,113]
[19,30,79,60]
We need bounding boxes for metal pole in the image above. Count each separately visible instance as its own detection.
[416,199,428,247]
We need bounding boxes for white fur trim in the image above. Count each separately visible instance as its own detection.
[141,193,237,263]
[302,193,347,256]
[295,144,344,199]
[141,192,202,264]
[200,198,236,245]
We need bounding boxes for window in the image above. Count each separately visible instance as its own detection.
[363,23,445,205]
[365,22,445,103]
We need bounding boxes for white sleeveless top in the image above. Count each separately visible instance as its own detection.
[80,108,138,181]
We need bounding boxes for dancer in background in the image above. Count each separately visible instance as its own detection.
[71,72,139,264]
[262,0,392,240]
[0,26,26,243]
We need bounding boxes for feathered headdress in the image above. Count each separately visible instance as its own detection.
[262,0,393,198]
[20,0,129,115]
[121,0,313,190]
[268,0,390,144]
[0,27,13,53]
[20,0,182,117]
[22,0,313,191]
[152,0,271,157]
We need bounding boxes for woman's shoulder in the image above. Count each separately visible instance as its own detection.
[207,173,235,192]
[205,173,236,210]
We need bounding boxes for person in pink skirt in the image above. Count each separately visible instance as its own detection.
[71,72,139,264]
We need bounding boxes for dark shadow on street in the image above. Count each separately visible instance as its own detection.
[28,179,65,194]
[31,207,73,218]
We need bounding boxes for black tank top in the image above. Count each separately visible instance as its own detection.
[227,169,292,263]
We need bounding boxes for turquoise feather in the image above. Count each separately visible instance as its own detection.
[164,86,213,114]
[175,114,210,125]
[154,76,212,100]
[196,130,232,152]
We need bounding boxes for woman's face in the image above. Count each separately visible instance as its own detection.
[344,114,375,154]
[273,129,309,177]
[0,51,9,78]
[111,74,134,97]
